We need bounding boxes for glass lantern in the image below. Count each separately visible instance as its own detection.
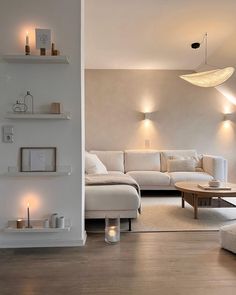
[105,216,120,244]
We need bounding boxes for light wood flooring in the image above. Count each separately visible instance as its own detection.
[0,232,236,295]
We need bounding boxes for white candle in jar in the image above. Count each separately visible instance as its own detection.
[107,226,118,242]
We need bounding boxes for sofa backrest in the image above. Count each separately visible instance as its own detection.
[125,150,161,172]
[160,150,198,172]
[90,150,124,172]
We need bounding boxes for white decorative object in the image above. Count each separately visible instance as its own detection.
[57,216,65,229]
[35,28,51,49]
[51,213,58,228]
[208,179,221,187]
[44,219,49,228]
[105,217,120,244]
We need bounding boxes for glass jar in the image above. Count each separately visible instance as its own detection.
[105,216,120,244]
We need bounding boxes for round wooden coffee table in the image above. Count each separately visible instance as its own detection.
[175,181,236,219]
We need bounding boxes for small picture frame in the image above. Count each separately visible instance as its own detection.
[35,28,51,49]
[20,147,57,172]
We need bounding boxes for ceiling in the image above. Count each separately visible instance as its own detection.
[85,0,236,69]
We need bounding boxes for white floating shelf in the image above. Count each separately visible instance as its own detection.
[4,227,71,233]
[2,55,70,64]
[2,171,71,177]
[5,112,71,120]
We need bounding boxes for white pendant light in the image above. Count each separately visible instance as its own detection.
[180,33,235,87]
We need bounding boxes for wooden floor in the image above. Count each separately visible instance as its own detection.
[0,232,236,295]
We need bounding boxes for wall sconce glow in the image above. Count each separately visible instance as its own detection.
[216,86,236,105]
[144,112,152,120]
[223,113,236,122]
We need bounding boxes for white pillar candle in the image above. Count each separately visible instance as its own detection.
[57,216,65,229]
[51,213,58,228]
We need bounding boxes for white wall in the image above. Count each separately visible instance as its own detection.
[0,0,85,247]
[85,69,236,182]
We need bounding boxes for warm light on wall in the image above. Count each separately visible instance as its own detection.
[21,192,41,213]
[223,120,232,129]
[216,85,236,105]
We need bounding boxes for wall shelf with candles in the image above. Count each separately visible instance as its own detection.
[2,55,70,64]
[4,219,71,233]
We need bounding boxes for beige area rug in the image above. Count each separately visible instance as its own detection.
[86,197,236,232]
[132,197,236,231]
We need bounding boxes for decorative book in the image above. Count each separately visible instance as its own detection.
[198,184,232,191]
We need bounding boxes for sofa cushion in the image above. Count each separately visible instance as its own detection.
[127,171,170,186]
[168,171,213,185]
[161,150,198,172]
[125,150,161,172]
[85,185,141,211]
[107,171,125,175]
[90,150,124,172]
[85,152,108,175]
[167,159,195,172]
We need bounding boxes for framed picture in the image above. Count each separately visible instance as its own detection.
[35,28,51,49]
[20,147,57,172]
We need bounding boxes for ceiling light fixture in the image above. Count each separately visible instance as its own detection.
[180,33,235,87]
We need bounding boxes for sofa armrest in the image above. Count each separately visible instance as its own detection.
[202,155,228,181]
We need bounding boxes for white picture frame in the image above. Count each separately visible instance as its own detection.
[35,28,51,49]
[20,147,57,172]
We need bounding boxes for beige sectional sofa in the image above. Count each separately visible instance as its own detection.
[85,149,227,230]
[90,149,227,190]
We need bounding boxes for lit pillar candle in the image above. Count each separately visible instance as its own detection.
[108,226,117,242]
[26,31,29,46]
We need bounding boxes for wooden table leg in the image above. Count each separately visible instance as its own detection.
[194,194,198,219]
[182,192,185,208]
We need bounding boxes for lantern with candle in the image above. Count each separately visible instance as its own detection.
[105,217,120,244]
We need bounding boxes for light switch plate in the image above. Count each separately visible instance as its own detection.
[2,125,14,143]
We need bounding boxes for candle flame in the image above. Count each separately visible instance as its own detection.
[27,202,30,208]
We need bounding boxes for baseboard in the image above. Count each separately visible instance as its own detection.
[0,231,87,248]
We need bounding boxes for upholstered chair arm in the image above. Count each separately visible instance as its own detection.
[202,155,228,181]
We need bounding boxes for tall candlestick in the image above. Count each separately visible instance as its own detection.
[25,31,30,55]
[26,31,29,46]
[27,202,31,228]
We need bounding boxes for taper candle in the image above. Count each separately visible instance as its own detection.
[26,31,29,46]
[27,202,31,228]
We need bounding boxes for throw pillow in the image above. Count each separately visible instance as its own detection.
[167,159,195,172]
[85,152,108,174]
[169,155,202,169]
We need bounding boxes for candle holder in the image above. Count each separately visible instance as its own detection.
[105,216,120,244]
[25,45,30,56]
[26,203,32,228]
[17,219,25,229]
